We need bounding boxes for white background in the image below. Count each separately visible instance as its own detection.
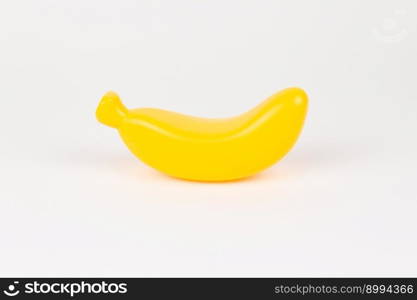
[0,0,416,276]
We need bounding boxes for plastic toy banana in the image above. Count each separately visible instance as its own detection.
[96,87,308,181]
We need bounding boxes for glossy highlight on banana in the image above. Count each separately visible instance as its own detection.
[96,87,308,181]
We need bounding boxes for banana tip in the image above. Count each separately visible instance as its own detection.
[96,91,128,129]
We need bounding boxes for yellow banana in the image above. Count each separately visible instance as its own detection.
[96,87,308,181]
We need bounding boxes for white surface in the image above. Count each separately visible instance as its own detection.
[0,0,416,277]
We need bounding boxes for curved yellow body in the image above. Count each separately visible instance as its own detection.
[96,87,308,181]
